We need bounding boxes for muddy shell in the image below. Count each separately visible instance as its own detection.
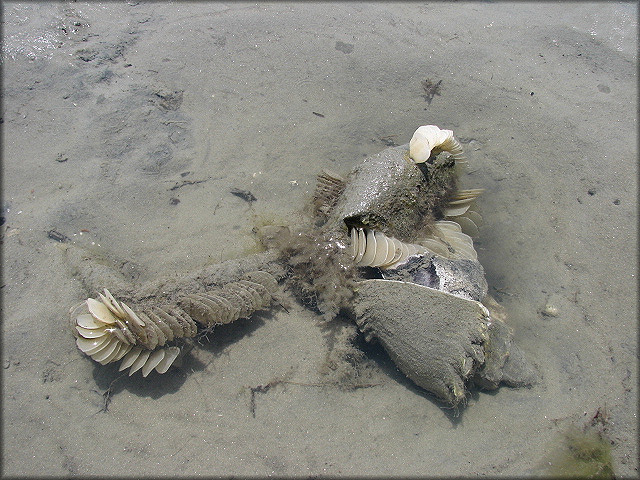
[327,144,457,242]
[353,279,489,406]
[328,139,536,406]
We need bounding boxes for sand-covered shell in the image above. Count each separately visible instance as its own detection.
[409,124,465,164]
[327,144,458,242]
[354,279,490,406]
[353,278,535,406]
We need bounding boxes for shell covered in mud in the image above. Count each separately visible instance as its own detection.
[353,278,535,406]
[354,279,490,406]
[328,144,458,242]
[316,128,535,405]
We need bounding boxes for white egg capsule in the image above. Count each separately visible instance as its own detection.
[409,125,465,163]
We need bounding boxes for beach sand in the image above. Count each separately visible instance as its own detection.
[2,2,637,477]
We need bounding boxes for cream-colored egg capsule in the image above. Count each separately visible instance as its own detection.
[350,227,430,269]
[409,125,465,163]
[349,221,480,268]
[71,289,193,376]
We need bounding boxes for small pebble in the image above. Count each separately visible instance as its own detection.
[542,303,559,317]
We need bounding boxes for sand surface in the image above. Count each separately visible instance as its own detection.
[2,2,637,477]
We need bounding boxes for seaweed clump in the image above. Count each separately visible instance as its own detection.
[257,224,360,319]
[318,321,367,387]
[544,425,615,479]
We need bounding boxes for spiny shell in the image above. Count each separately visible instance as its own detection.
[353,279,490,406]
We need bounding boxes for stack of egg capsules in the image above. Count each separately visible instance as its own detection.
[70,271,278,377]
[70,289,193,377]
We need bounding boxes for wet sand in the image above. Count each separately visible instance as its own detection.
[2,2,637,477]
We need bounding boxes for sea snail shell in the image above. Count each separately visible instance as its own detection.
[409,125,465,164]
